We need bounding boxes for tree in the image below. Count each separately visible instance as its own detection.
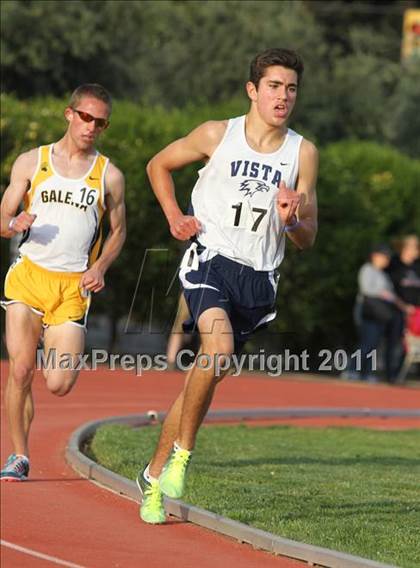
[389,58,420,158]
[2,1,416,156]
[1,1,146,96]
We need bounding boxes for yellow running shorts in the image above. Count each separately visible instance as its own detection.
[2,256,90,327]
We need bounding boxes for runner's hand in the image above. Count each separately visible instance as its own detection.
[170,214,202,241]
[9,212,36,233]
[276,181,302,225]
[80,265,105,294]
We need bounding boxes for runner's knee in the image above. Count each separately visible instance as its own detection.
[10,361,34,389]
[196,346,234,383]
[44,371,78,396]
[201,337,234,359]
[47,381,74,397]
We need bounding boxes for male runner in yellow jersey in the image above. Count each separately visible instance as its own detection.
[0,84,126,480]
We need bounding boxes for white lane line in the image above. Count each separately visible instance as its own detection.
[0,540,87,568]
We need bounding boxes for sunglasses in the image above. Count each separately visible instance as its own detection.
[71,108,109,129]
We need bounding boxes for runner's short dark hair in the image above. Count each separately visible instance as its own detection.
[250,48,304,88]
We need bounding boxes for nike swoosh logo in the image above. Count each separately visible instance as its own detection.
[280,162,289,166]
[89,176,99,180]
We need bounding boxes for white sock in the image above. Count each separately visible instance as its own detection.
[143,464,158,483]
[174,442,191,454]
[16,454,29,462]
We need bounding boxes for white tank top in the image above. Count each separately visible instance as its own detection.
[191,115,303,271]
[19,144,108,272]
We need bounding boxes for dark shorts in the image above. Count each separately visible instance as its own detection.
[179,243,278,353]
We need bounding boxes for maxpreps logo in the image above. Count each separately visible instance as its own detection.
[239,180,270,198]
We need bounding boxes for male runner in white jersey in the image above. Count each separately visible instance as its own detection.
[0,84,126,481]
[137,48,318,523]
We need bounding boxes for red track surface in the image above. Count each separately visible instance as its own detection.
[1,361,419,568]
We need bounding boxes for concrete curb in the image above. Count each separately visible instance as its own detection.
[66,408,412,568]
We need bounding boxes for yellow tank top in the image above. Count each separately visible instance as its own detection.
[19,144,108,272]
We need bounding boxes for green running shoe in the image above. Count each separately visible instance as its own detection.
[136,467,166,524]
[159,445,192,499]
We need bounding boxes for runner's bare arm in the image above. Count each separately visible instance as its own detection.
[80,163,126,292]
[0,150,38,238]
[277,139,318,250]
[147,120,227,240]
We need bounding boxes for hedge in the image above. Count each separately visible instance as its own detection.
[1,94,419,357]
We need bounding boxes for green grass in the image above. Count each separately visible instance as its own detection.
[89,424,420,567]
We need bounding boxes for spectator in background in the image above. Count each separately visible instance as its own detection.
[388,235,420,307]
[345,244,409,383]
[387,235,420,372]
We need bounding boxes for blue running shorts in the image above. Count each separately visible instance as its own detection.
[179,242,278,353]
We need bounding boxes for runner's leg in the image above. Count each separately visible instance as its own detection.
[148,307,233,477]
[148,347,216,478]
[5,303,42,456]
[42,323,85,396]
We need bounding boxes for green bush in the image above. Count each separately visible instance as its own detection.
[274,140,420,356]
[1,95,419,358]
